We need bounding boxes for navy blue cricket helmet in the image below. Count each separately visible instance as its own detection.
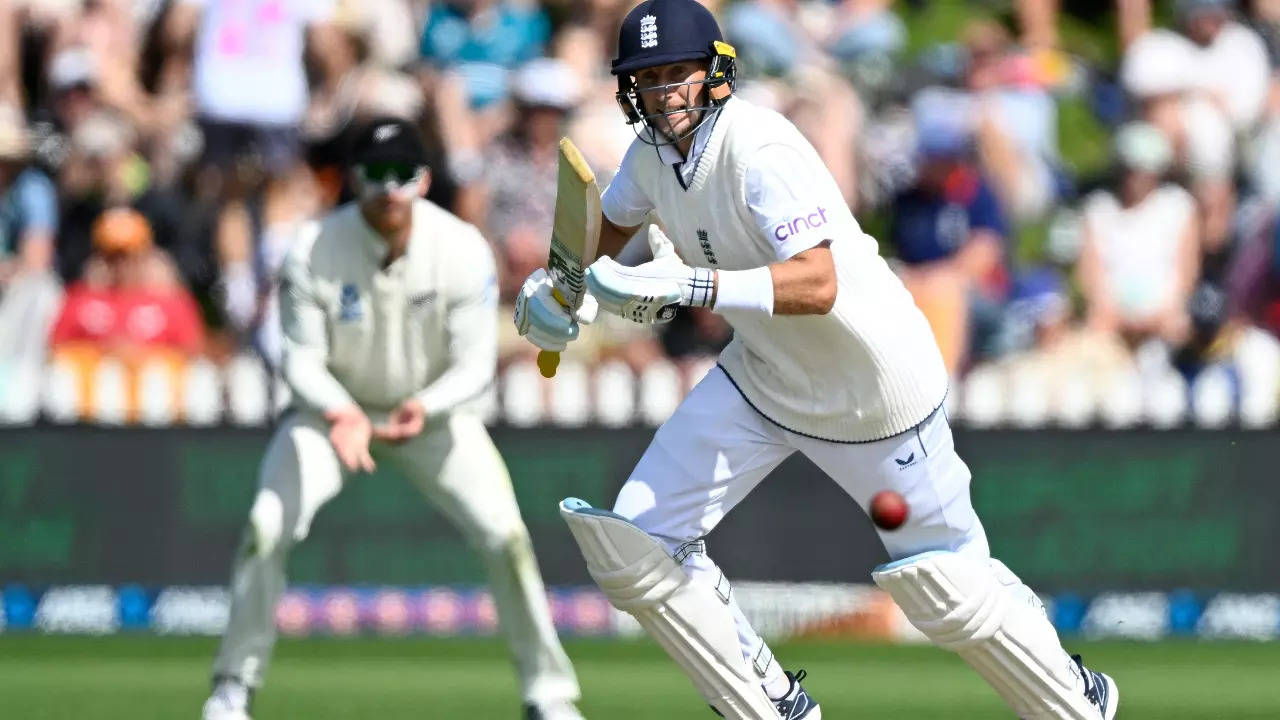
[612,0,737,147]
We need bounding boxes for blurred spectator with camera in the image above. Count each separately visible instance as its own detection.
[1077,122,1199,349]
[55,110,196,287]
[0,109,61,366]
[1174,0,1270,133]
[416,0,551,212]
[957,19,1062,225]
[888,92,1010,373]
[476,58,578,303]
[1122,28,1235,251]
[50,207,204,359]
[163,0,337,194]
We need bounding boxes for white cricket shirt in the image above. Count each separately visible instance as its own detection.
[279,200,498,415]
[601,97,948,442]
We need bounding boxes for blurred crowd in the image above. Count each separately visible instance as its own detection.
[4,0,1280,425]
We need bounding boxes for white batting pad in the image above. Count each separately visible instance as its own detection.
[872,551,1097,719]
[560,499,781,720]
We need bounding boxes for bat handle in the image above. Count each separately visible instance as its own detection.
[537,350,560,378]
[537,286,571,378]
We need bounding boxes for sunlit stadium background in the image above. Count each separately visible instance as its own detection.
[3,0,1280,717]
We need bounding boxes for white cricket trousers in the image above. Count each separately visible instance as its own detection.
[613,367,990,686]
[212,410,579,707]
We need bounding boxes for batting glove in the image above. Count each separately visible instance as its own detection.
[514,268,599,352]
[586,226,715,324]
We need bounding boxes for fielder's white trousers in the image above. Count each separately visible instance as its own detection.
[212,410,579,707]
[613,367,989,685]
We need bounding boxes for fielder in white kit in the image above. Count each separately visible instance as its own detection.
[514,1,1119,718]
[203,118,583,720]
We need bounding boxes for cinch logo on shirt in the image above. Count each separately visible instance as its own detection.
[773,207,830,241]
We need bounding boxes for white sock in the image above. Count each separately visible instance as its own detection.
[763,671,792,701]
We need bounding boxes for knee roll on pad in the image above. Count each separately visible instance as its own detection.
[872,551,1095,719]
[560,499,780,720]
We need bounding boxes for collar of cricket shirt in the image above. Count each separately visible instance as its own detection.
[354,202,419,271]
[655,108,719,186]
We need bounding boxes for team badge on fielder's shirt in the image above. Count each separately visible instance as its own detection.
[339,282,363,321]
[408,291,437,308]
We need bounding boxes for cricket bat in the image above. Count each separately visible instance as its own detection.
[537,138,601,378]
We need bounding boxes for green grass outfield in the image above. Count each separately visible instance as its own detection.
[2,635,1278,718]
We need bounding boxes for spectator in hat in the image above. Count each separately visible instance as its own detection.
[1122,29,1235,250]
[56,110,195,291]
[50,207,204,357]
[44,47,100,137]
[0,110,62,365]
[960,19,1061,224]
[477,58,580,302]
[1078,122,1200,348]
[417,0,550,111]
[888,96,1010,373]
[994,265,1134,421]
[1176,0,1269,132]
[163,0,339,185]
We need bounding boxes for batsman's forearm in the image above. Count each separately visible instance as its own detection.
[415,300,497,414]
[712,244,836,316]
[768,243,837,315]
[598,215,640,259]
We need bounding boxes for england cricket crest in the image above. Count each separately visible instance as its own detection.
[639,14,658,49]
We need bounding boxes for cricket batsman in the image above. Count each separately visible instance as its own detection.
[514,0,1119,718]
[202,118,583,720]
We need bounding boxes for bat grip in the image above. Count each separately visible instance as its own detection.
[538,286,571,378]
[537,350,560,378]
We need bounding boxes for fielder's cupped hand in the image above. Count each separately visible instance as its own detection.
[586,225,714,324]
[514,268,598,352]
[373,398,426,444]
[324,405,376,473]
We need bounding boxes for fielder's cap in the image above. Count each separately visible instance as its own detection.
[612,0,723,76]
[93,207,153,255]
[349,117,427,168]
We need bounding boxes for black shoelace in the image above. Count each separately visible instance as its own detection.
[1071,655,1102,707]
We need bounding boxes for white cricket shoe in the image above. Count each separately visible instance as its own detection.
[523,700,586,720]
[201,677,252,720]
[1073,655,1119,720]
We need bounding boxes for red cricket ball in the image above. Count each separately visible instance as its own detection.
[869,490,909,530]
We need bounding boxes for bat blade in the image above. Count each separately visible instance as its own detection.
[539,138,602,378]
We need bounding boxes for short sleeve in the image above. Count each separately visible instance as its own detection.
[744,145,836,260]
[14,170,58,237]
[600,144,655,228]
